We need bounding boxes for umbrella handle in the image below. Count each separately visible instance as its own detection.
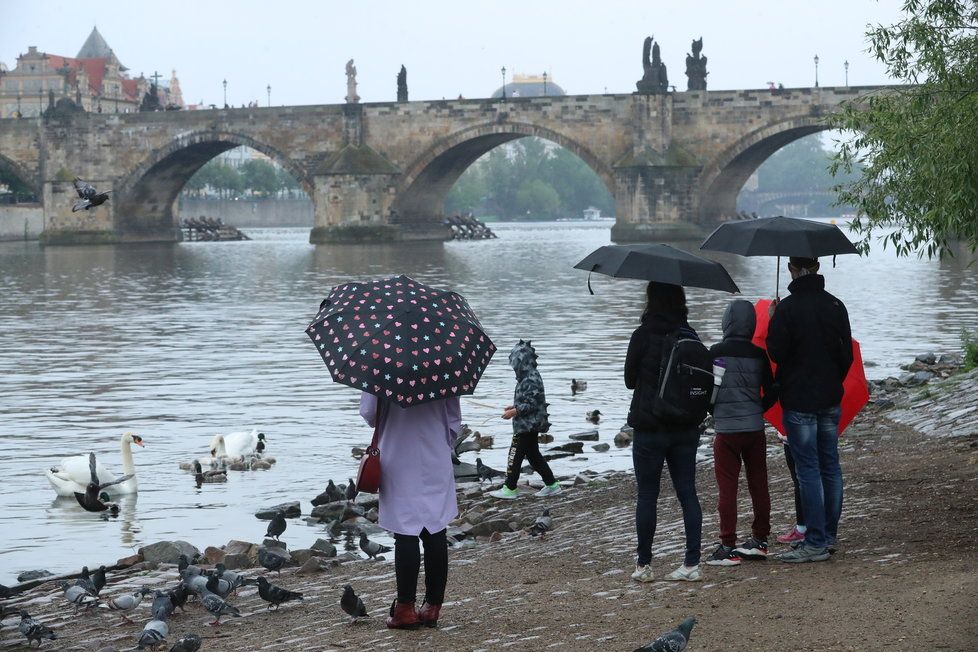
[587,264,599,296]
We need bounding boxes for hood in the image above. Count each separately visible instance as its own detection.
[721,299,756,339]
[508,340,538,380]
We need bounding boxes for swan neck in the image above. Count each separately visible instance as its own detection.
[120,436,136,475]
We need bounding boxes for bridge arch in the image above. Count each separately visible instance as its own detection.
[696,115,829,222]
[392,121,615,224]
[114,130,311,235]
[0,152,41,200]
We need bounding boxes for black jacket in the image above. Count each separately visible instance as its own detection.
[709,299,778,433]
[624,310,700,431]
[766,274,853,412]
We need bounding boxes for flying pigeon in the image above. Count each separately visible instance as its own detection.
[359,532,392,559]
[137,618,169,649]
[151,590,175,621]
[18,611,57,647]
[476,458,503,483]
[258,547,287,574]
[201,593,241,626]
[340,584,368,623]
[256,577,303,609]
[168,633,203,652]
[266,511,287,541]
[528,508,553,538]
[61,582,97,610]
[586,409,602,424]
[633,616,696,652]
[345,477,358,501]
[72,177,111,212]
[100,588,151,624]
[74,453,132,513]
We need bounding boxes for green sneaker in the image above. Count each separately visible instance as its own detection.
[488,486,519,500]
[534,482,562,497]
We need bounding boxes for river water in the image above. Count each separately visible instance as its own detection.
[1,221,976,583]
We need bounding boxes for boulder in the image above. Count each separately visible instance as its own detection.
[203,546,226,565]
[310,539,337,557]
[221,553,251,570]
[469,519,513,537]
[354,493,379,510]
[453,460,479,481]
[311,501,363,522]
[365,507,379,522]
[255,501,301,520]
[116,554,143,568]
[336,552,360,564]
[614,430,633,447]
[569,430,599,441]
[543,451,575,461]
[915,352,937,365]
[913,370,935,384]
[262,539,287,551]
[592,443,611,452]
[296,558,327,575]
[139,541,201,565]
[225,540,259,558]
[290,549,325,565]
[17,570,53,582]
[548,441,584,454]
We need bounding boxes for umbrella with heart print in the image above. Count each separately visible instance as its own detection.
[306,275,496,407]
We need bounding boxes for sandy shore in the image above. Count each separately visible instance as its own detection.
[2,372,977,651]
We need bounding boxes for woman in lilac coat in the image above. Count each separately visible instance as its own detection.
[360,392,462,629]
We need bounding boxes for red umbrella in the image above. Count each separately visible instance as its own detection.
[751,299,868,436]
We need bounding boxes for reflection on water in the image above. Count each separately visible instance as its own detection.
[1,222,976,582]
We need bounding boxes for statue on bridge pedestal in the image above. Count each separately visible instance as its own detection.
[685,37,708,91]
[345,59,360,104]
[636,36,669,94]
[397,65,408,102]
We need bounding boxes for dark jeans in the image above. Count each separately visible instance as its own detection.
[784,406,843,549]
[713,431,770,546]
[783,442,804,526]
[504,431,556,490]
[633,428,702,567]
[393,528,448,605]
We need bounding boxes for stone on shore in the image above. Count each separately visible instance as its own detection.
[263,539,287,550]
[592,442,611,452]
[569,430,599,441]
[17,570,53,582]
[469,519,513,537]
[222,553,251,570]
[255,501,301,520]
[204,546,226,565]
[614,429,633,446]
[116,553,143,568]
[548,441,584,454]
[915,352,937,365]
[354,493,379,510]
[310,539,337,557]
[224,540,260,562]
[138,540,201,565]
[297,557,337,575]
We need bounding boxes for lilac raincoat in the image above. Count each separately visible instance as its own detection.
[359,392,461,536]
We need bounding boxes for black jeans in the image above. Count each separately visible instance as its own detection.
[632,428,702,567]
[504,431,556,490]
[783,443,804,525]
[393,528,448,605]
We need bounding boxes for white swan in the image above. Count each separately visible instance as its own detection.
[45,432,144,497]
[209,429,263,460]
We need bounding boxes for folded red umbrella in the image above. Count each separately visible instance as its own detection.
[751,299,868,436]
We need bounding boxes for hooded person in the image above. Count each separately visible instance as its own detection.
[704,299,778,567]
[488,340,561,499]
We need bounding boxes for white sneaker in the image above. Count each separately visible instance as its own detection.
[534,482,562,497]
[487,486,519,500]
[663,564,703,582]
[631,564,655,583]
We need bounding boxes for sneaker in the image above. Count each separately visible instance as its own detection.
[776,526,806,545]
[733,537,769,560]
[705,544,741,567]
[777,544,830,563]
[488,486,519,500]
[534,482,562,497]
[631,564,655,583]
[663,564,703,581]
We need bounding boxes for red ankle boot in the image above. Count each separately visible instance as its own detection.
[418,601,441,628]
[386,600,421,629]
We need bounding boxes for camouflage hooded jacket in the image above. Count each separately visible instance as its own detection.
[509,340,551,434]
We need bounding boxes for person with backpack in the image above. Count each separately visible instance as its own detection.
[705,299,779,567]
[624,281,710,583]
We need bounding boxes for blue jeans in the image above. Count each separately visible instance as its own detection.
[783,406,843,549]
[632,429,702,567]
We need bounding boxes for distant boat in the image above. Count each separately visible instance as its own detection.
[582,207,602,220]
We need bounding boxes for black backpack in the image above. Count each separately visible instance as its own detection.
[653,332,714,426]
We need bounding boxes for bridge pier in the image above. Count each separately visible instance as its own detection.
[610,156,708,243]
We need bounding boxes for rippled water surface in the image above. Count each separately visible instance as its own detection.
[1,221,976,583]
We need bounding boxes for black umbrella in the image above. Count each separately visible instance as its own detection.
[700,216,859,297]
[306,275,496,408]
[574,243,740,294]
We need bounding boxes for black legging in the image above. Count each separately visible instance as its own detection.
[504,431,556,490]
[783,443,804,525]
[393,528,448,605]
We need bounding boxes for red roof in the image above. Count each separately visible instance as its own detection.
[44,54,108,95]
[120,78,139,100]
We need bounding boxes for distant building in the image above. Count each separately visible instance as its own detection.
[0,27,183,118]
[491,72,565,99]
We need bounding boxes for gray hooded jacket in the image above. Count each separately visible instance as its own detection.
[509,340,551,434]
[708,300,777,433]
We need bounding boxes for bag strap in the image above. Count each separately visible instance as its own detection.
[369,398,386,448]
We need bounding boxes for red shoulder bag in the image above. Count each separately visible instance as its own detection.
[356,400,384,493]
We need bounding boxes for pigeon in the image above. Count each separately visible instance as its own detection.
[204,572,232,599]
[72,177,111,212]
[528,508,553,538]
[266,511,287,541]
[92,565,108,595]
[177,554,202,577]
[137,618,169,649]
[571,378,587,395]
[179,571,209,596]
[151,590,175,621]
[193,460,227,484]
[476,457,503,483]
[214,563,251,595]
[169,633,202,652]
[256,577,303,609]
[201,593,240,626]
[586,409,602,424]
[312,479,345,506]
[258,547,287,574]
[99,588,151,624]
[61,581,98,610]
[74,453,133,513]
[345,477,358,501]
[74,566,98,594]
[633,616,696,652]
[166,583,191,612]
[18,611,57,647]
[359,532,392,559]
[340,584,368,623]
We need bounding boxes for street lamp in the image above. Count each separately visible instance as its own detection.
[542,71,548,96]
[814,54,820,88]
[266,84,271,107]
[222,78,227,108]
[844,60,849,87]
[16,93,21,117]
[38,89,43,115]
[500,66,506,101]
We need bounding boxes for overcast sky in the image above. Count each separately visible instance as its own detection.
[2,1,904,107]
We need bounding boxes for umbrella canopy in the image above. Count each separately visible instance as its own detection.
[306,275,496,408]
[700,216,860,258]
[574,243,740,293]
[752,299,869,435]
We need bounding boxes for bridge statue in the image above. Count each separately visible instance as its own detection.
[397,65,408,103]
[345,59,360,104]
[636,36,668,94]
[685,37,708,91]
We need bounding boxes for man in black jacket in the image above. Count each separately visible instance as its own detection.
[766,257,853,563]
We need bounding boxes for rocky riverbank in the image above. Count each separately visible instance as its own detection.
[2,362,977,650]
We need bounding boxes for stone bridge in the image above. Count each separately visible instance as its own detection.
[0,86,887,245]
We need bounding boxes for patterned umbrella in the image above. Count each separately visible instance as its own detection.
[306,275,496,407]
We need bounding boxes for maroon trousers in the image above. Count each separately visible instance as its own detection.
[713,430,771,547]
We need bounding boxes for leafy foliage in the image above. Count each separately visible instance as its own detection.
[829,0,978,258]
[184,154,300,198]
[756,134,861,192]
[963,328,978,370]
